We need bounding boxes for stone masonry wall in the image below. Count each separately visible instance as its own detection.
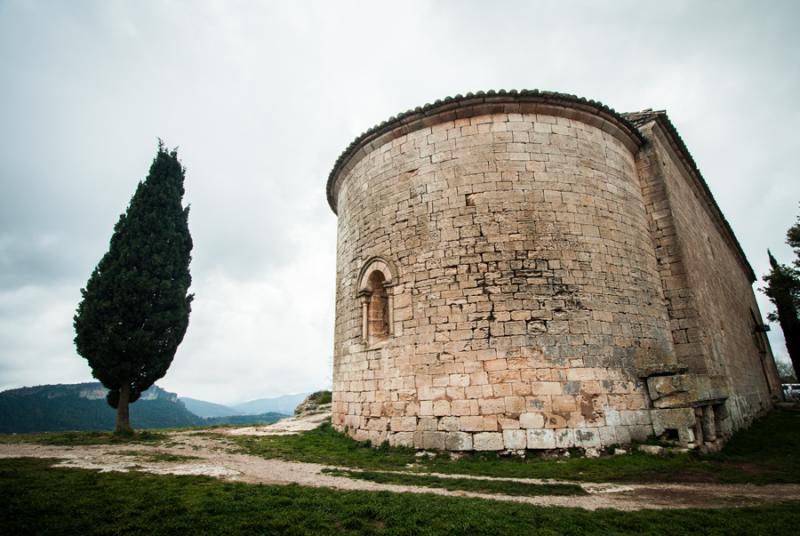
[636,121,780,432]
[331,104,677,451]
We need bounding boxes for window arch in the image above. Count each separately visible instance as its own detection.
[357,257,397,344]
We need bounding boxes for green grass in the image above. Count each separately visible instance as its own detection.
[0,430,168,446]
[1,458,798,535]
[234,410,800,484]
[306,390,332,405]
[321,468,586,496]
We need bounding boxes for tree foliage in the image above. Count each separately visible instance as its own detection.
[74,143,193,433]
[763,208,800,379]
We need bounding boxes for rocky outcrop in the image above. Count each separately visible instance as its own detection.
[294,391,332,416]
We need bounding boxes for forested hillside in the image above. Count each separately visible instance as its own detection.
[0,383,285,433]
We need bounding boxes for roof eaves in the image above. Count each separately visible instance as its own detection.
[625,110,757,282]
[327,89,644,214]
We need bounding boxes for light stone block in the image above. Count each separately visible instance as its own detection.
[555,429,575,449]
[473,432,504,451]
[519,412,545,429]
[502,429,527,450]
[445,432,473,451]
[438,416,460,432]
[388,432,414,448]
[526,429,556,449]
[422,431,446,450]
[390,417,417,432]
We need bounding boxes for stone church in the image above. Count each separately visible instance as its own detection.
[326,90,781,452]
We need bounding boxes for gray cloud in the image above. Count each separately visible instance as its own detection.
[1,0,798,403]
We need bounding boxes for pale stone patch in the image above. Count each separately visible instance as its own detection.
[473,432,504,451]
[222,411,330,437]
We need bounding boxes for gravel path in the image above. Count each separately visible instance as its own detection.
[2,421,798,512]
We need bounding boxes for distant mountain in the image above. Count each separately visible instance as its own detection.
[180,397,240,418]
[0,383,290,434]
[233,393,308,415]
[0,383,202,433]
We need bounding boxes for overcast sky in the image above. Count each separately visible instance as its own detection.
[1,0,798,405]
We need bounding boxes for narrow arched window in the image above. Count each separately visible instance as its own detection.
[357,257,397,345]
[366,271,389,341]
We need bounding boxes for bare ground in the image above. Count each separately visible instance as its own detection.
[2,415,798,512]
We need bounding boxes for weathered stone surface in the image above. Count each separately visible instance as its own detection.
[388,432,414,448]
[473,432,504,451]
[527,429,556,449]
[651,407,696,445]
[519,412,545,429]
[445,431,473,451]
[502,429,527,450]
[329,93,781,453]
[390,417,417,432]
[638,444,665,455]
[647,374,729,409]
[421,431,446,450]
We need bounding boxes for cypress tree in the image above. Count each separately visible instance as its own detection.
[74,142,193,434]
[763,250,800,378]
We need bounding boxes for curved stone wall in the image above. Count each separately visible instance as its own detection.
[329,94,676,450]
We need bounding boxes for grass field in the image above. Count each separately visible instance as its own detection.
[2,408,798,485]
[0,429,169,446]
[233,409,800,484]
[320,468,587,496]
[1,458,798,535]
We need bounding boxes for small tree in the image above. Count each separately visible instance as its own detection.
[763,207,800,380]
[776,360,798,383]
[74,143,193,434]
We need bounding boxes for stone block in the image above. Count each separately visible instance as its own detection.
[497,417,520,429]
[473,432,504,451]
[650,407,695,444]
[417,417,438,431]
[504,396,526,414]
[422,431,446,450]
[388,432,414,448]
[451,399,476,415]
[574,428,600,447]
[503,429,527,450]
[598,426,617,445]
[647,374,729,409]
[366,418,388,431]
[438,416,460,432]
[449,373,470,387]
[526,429,556,449]
[484,358,508,372]
[368,430,387,445]
[478,397,506,414]
[519,412,545,429]
[390,416,417,432]
[530,382,562,395]
[433,400,451,416]
[445,432,473,451]
[459,416,485,432]
[555,429,575,448]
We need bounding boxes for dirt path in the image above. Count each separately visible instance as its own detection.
[2,423,799,512]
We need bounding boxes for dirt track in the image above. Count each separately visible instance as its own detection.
[2,420,799,512]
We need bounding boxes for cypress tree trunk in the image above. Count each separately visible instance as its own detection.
[115,383,132,435]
